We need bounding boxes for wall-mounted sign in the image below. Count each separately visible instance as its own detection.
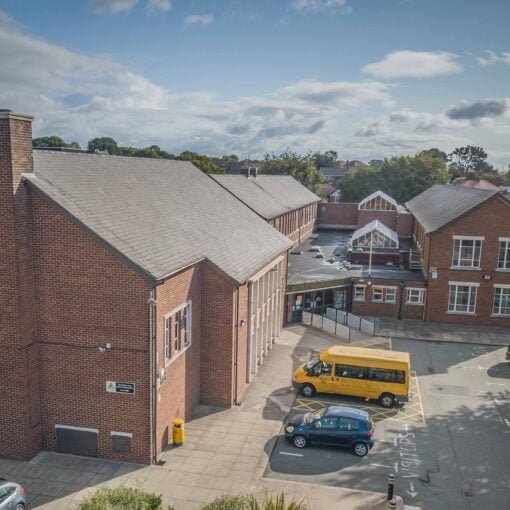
[106,381,135,395]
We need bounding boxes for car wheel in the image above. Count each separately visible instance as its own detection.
[379,393,395,408]
[301,383,316,398]
[293,435,308,448]
[353,442,369,457]
[14,505,25,510]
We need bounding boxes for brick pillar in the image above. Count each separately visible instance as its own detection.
[0,110,41,460]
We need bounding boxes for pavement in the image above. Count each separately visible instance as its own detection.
[0,325,403,510]
[370,317,510,346]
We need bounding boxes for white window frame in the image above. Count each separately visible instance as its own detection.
[492,285,510,316]
[354,285,366,301]
[497,238,510,270]
[405,288,425,305]
[448,282,479,314]
[451,236,484,269]
[164,300,192,366]
[372,285,397,303]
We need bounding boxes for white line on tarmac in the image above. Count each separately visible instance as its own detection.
[504,419,510,427]
[279,452,303,457]
[486,381,504,386]
[371,463,391,469]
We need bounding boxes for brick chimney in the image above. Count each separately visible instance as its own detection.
[0,110,41,460]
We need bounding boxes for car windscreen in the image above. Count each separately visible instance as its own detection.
[303,408,326,424]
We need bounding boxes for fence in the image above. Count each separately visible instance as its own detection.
[302,308,375,341]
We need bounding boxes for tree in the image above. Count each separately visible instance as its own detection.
[419,148,447,161]
[448,145,496,178]
[312,150,339,169]
[87,137,121,155]
[261,151,324,194]
[339,151,450,203]
[176,151,225,174]
[33,136,81,149]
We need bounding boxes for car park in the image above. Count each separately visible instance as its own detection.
[0,479,26,510]
[284,405,375,456]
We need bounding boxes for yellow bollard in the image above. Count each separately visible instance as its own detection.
[172,418,185,446]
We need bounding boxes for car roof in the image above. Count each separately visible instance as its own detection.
[324,406,370,421]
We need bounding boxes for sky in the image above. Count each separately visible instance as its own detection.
[1,0,510,167]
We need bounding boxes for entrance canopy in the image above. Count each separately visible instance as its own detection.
[351,220,399,250]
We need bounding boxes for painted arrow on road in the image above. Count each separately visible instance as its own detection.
[406,481,418,498]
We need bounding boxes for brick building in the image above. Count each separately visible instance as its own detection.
[211,174,320,245]
[0,110,292,464]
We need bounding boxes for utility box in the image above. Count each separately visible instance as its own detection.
[172,419,185,446]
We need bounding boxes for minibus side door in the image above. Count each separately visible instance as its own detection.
[334,364,368,397]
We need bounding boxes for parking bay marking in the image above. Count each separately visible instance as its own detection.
[279,452,304,457]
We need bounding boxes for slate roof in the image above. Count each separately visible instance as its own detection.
[320,167,349,178]
[210,175,320,220]
[25,151,292,283]
[405,184,501,233]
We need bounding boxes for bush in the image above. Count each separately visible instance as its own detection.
[201,492,307,510]
[78,487,167,510]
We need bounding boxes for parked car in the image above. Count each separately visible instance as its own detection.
[284,405,375,456]
[0,479,26,510]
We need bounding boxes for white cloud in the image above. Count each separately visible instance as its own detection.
[147,0,172,12]
[184,14,214,27]
[291,0,349,13]
[476,50,510,67]
[90,0,139,14]
[362,50,462,79]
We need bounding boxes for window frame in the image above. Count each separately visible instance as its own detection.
[371,286,397,303]
[354,285,366,301]
[492,285,510,317]
[451,236,484,269]
[497,238,510,270]
[405,288,425,305]
[448,282,478,314]
[163,300,193,366]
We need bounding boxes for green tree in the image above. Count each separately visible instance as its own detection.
[176,151,225,174]
[33,136,81,149]
[418,148,447,161]
[448,145,496,178]
[339,152,449,203]
[261,151,324,194]
[312,150,339,169]
[87,137,121,155]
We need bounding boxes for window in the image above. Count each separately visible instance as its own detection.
[314,417,338,430]
[0,486,15,503]
[309,361,332,376]
[372,286,396,303]
[354,286,365,301]
[452,237,483,268]
[448,283,478,314]
[406,288,425,305]
[493,287,510,316]
[338,418,360,431]
[498,239,510,269]
[367,367,405,384]
[164,301,192,364]
[335,364,365,379]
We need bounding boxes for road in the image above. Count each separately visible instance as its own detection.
[265,339,510,510]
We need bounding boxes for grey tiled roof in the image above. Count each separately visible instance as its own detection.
[405,184,500,233]
[26,151,292,283]
[210,175,320,220]
[319,167,348,177]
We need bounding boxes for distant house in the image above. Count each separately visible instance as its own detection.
[454,178,500,191]
[320,160,367,200]
[211,158,262,175]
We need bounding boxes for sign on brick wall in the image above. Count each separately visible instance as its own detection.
[106,381,135,394]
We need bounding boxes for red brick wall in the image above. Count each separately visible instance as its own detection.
[0,112,41,460]
[424,195,510,326]
[155,266,201,454]
[396,211,414,237]
[200,263,236,407]
[357,209,397,230]
[318,203,358,227]
[32,194,153,464]
[351,279,426,320]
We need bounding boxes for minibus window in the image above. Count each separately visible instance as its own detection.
[367,367,405,384]
[306,361,332,376]
[335,364,366,379]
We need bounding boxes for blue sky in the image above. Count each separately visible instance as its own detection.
[1,0,510,166]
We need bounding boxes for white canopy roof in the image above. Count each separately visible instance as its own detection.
[351,220,399,246]
[358,190,397,210]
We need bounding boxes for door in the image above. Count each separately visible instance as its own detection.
[307,416,339,445]
[334,417,362,446]
[56,426,98,457]
[308,361,334,394]
[334,364,368,398]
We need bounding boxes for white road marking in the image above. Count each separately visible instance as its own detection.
[504,419,510,427]
[371,463,391,469]
[486,381,504,386]
[406,481,418,498]
[279,452,303,457]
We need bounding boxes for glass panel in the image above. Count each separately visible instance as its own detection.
[335,364,365,379]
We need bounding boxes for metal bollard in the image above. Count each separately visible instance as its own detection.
[387,473,395,501]
[387,498,397,510]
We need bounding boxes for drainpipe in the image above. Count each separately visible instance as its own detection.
[233,287,240,405]
[148,289,157,464]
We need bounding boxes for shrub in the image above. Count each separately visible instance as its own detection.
[201,492,307,510]
[78,487,166,510]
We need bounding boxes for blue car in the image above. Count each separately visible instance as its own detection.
[284,406,375,457]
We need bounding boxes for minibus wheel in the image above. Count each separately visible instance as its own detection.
[301,383,316,398]
[379,393,395,408]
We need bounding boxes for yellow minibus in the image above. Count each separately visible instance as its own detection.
[292,345,411,408]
